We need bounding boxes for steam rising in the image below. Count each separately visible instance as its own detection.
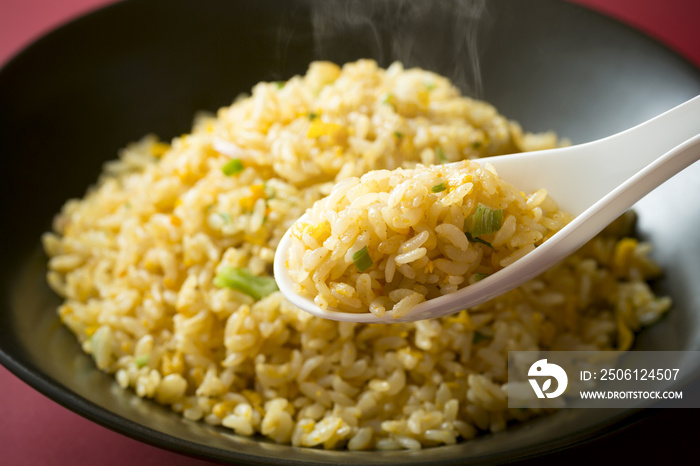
[310,0,489,97]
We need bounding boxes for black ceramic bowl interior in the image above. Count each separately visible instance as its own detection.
[1,0,699,464]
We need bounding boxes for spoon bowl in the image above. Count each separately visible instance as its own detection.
[274,95,700,323]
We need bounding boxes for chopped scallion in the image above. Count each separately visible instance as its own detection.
[473,331,492,345]
[470,203,503,237]
[217,212,231,224]
[214,267,278,300]
[275,81,285,89]
[308,112,319,120]
[435,147,447,163]
[394,131,404,139]
[382,93,393,105]
[474,273,489,282]
[134,355,149,368]
[222,158,244,176]
[431,182,447,193]
[352,246,373,272]
[465,232,493,248]
[472,141,482,149]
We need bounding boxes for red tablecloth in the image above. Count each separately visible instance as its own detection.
[2,1,699,464]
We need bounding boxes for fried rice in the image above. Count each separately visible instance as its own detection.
[43,60,671,450]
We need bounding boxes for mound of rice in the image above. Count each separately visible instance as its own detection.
[287,160,573,318]
[43,60,671,450]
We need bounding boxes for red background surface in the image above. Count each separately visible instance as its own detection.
[1,1,699,464]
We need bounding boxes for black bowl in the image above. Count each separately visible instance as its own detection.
[1,0,699,464]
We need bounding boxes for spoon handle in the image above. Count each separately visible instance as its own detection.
[568,133,700,252]
[480,95,700,216]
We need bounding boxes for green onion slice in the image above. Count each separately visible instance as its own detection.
[435,147,447,163]
[352,246,373,272]
[308,112,319,120]
[472,331,492,345]
[431,182,447,193]
[474,273,489,282]
[465,232,493,248]
[134,355,149,368]
[214,267,278,300]
[222,158,244,176]
[393,131,404,139]
[217,212,232,224]
[470,203,503,237]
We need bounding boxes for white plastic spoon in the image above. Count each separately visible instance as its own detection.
[274,95,700,323]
